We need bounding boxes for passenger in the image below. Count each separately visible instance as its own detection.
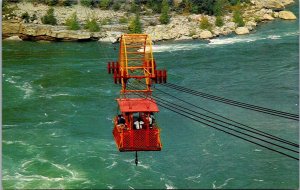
[134,118,144,129]
[149,113,155,128]
[117,114,126,129]
[139,119,144,129]
[134,119,140,129]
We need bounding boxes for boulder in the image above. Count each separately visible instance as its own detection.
[199,30,213,39]
[252,0,285,10]
[278,11,297,20]
[3,35,22,41]
[235,27,250,35]
[263,14,275,20]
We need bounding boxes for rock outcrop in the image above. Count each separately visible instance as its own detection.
[1,0,297,42]
[199,30,213,39]
[235,27,250,35]
[278,11,297,20]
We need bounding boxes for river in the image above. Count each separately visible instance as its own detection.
[2,4,299,189]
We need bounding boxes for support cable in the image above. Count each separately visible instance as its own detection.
[162,83,298,121]
[127,83,299,161]
[151,84,299,148]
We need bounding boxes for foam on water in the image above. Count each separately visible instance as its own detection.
[212,178,234,189]
[185,173,202,183]
[15,82,34,99]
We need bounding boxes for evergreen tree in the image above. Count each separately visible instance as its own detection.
[65,12,80,30]
[213,0,230,16]
[215,15,224,27]
[41,8,57,25]
[159,0,170,24]
[233,10,245,27]
[128,14,142,33]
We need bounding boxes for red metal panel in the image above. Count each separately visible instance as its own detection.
[117,98,159,113]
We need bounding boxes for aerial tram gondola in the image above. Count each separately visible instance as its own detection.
[107,34,167,165]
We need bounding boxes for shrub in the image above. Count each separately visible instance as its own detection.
[130,1,139,13]
[84,18,100,32]
[128,14,142,33]
[99,0,111,10]
[112,2,121,11]
[21,12,30,23]
[200,16,212,30]
[159,0,170,24]
[215,15,224,27]
[65,12,80,30]
[146,0,161,14]
[44,0,59,6]
[119,16,128,24]
[233,10,245,27]
[81,0,92,7]
[213,0,230,16]
[41,8,57,25]
[60,0,76,6]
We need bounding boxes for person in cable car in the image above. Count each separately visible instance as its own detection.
[134,117,144,129]
[117,114,126,129]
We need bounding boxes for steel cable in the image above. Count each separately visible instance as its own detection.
[162,83,299,120]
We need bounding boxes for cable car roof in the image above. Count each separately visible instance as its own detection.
[117,98,159,113]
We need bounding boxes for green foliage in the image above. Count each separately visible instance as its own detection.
[112,2,121,11]
[41,8,57,25]
[130,1,140,13]
[44,0,59,6]
[215,15,224,27]
[128,14,142,33]
[80,0,91,7]
[192,0,215,15]
[65,12,80,30]
[213,0,230,16]
[119,16,128,24]
[146,0,161,14]
[182,0,192,14]
[60,0,76,6]
[233,10,245,27]
[99,0,112,10]
[84,18,100,32]
[80,0,99,7]
[200,16,212,30]
[159,0,170,24]
[21,12,30,23]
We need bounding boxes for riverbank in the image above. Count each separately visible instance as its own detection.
[2,0,297,42]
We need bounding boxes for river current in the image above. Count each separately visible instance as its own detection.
[2,4,299,189]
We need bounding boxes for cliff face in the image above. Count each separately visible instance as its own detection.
[2,1,297,42]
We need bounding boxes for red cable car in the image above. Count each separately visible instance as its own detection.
[113,98,162,152]
[107,34,167,164]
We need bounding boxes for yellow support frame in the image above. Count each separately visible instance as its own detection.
[118,34,155,94]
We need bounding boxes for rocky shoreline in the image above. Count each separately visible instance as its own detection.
[2,0,297,43]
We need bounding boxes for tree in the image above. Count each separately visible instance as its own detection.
[213,0,230,16]
[233,10,245,27]
[99,0,112,10]
[200,16,212,30]
[215,15,224,27]
[159,0,170,24]
[41,8,57,25]
[84,17,100,32]
[128,14,142,33]
[65,12,80,30]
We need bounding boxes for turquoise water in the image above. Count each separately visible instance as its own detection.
[2,6,299,189]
